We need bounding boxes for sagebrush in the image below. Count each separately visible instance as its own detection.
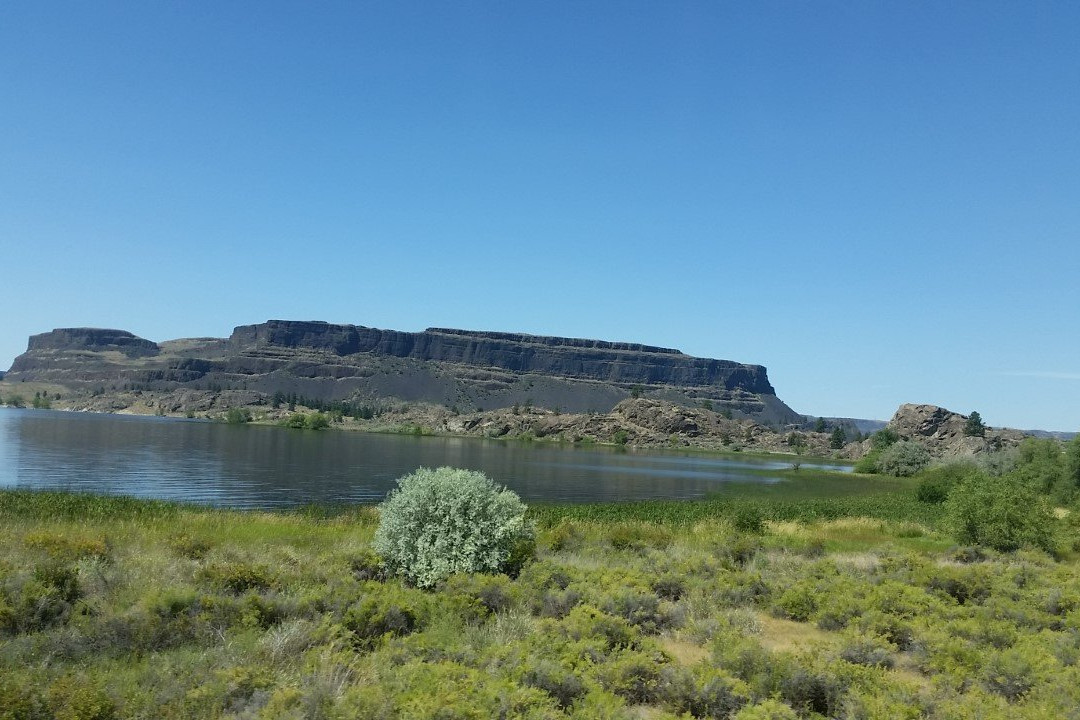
[373,467,534,588]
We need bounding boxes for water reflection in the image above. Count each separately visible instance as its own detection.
[0,409,849,508]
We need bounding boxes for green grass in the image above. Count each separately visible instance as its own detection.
[529,470,938,528]
[1,487,1078,719]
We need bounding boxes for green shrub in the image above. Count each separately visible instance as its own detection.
[521,660,585,710]
[981,647,1039,700]
[202,561,276,594]
[651,575,686,601]
[730,504,765,534]
[223,407,251,424]
[778,666,844,718]
[1013,437,1066,497]
[281,413,307,429]
[0,676,50,720]
[870,428,899,450]
[733,699,798,720]
[1,563,83,635]
[876,441,931,477]
[558,605,635,651]
[853,450,880,474]
[168,534,211,560]
[661,664,749,718]
[601,649,666,704]
[343,585,428,650]
[348,549,386,582]
[600,589,673,634]
[442,573,515,615]
[915,462,980,503]
[945,472,1057,553]
[837,633,895,668]
[775,583,818,622]
[373,467,534,589]
[305,412,329,430]
[608,522,672,552]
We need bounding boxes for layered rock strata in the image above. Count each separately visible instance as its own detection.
[4,320,800,424]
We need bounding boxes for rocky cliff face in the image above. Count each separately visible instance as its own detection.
[229,320,776,394]
[3,320,800,424]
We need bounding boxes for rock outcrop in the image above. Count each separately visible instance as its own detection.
[3,320,801,425]
[885,404,1025,456]
[22,328,159,357]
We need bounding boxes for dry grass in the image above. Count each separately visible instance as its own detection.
[756,613,835,653]
[658,634,710,666]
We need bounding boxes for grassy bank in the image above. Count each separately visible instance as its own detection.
[2,488,1078,719]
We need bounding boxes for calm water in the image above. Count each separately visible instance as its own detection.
[0,409,850,508]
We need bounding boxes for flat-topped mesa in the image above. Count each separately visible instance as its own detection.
[229,320,775,394]
[25,328,160,357]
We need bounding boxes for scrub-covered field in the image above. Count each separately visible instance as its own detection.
[1,442,1079,719]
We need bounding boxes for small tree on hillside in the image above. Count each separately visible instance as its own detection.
[964,411,986,437]
[829,426,847,449]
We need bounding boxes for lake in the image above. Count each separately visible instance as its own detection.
[0,409,850,508]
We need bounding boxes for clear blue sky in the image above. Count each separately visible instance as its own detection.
[2,2,1078,431]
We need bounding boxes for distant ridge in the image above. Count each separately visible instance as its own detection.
[4,320,800,424]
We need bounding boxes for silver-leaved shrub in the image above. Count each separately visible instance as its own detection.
[373,467,533,589]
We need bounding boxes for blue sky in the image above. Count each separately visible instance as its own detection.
[2,2,1078,430]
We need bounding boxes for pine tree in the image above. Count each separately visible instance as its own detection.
[964,411,986,437]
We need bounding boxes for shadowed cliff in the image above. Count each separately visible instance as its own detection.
[4,320,800,424]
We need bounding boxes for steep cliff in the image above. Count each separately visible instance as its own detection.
[3,320,800,424]
[228,320,775,394]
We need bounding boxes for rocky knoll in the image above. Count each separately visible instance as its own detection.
[3,320,801,425]
[884,403,1026,456]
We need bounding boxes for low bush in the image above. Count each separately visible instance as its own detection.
[651,574,687,601]
[775,583,818,622]
[608,522,673,552]
[305,412,330,430]
[838,633,896,668]
[853,450,880,474]
[945,472,1057,553]
[442,573,515,615]
[521,660,585,710]
[202,562,276,594]
[661,664,749,718]
[557,605,635,651]
[601,589,671,634]
[223,407,251,424]
[0,676,50,720]
[733,699,798,719]
[778,666,845,718]
[601,649,666,704]
[730,504,765,534]
[877,441,931,477]
[980,647,1039,700]
[343,585,428,650]
[373,467,534,589]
